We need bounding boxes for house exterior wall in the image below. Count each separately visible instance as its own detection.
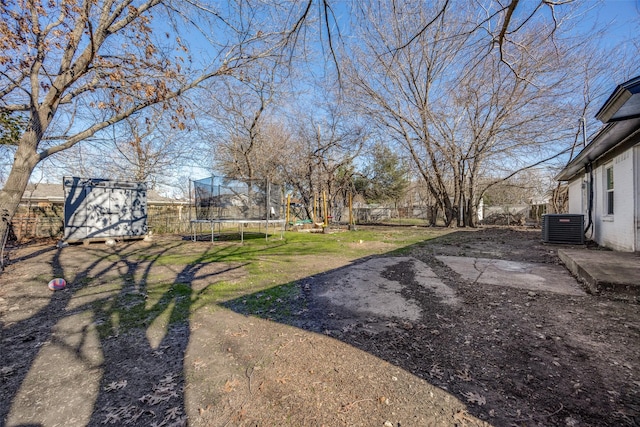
[636,145,640,252]
[559,75,640,252]
[597,149,635,251]
[566,145,638,252]
[584,147,636,252]
[567,179,584,216]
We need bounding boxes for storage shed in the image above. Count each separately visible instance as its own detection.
[63,177,148,242]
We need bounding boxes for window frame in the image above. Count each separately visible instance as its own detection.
[605,164,614,216]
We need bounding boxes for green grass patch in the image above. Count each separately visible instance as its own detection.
[73,280,120,300]
[34,273,53,282]
[190,280,243,312]
[86,226,451,334]
[131,228,447,266]
[370,218,432,226]
[94,282,192,337]
[235,282,299,317]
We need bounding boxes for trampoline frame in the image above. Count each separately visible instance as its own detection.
[190,219,286,243]
[189,176,285,243]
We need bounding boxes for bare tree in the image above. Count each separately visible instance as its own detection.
[0,0,320,242]
[280,99,367,221]
[203,63,288,183]
[345,0,595,227]
[41,104,204,188]
[99,109,199,187]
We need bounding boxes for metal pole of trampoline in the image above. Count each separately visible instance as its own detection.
[286,193,291,229]
[323,190,328,228]
[265,179,269,242]
[349,192,353,230]
[189,179,194,241]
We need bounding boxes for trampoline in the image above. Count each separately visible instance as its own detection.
[189,176,285,243]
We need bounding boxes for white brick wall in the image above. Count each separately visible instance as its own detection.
[567,146,638,252]
[567,179,583,216]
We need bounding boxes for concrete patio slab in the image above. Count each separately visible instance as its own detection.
[317,257,459,321]
[558,249,640,296]
[437,256,587,296]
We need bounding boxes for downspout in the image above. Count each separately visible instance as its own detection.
[584,161,594,240]
[581,117,594,241]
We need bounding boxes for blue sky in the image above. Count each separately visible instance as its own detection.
[593,0,638,27]
[585,0,639,44]
[3,0,639,193]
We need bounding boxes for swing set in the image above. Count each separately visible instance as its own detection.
[285,191,355,230]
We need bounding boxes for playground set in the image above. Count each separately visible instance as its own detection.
[284,191,356,231]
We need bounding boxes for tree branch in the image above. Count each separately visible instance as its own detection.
[392,0,450,54]
[38,67,226,160]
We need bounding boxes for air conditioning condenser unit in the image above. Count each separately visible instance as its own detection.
[541,214,584,245]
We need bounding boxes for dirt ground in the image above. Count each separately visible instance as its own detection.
[1,227,639,427]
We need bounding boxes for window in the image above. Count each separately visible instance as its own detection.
[606,165,614,215]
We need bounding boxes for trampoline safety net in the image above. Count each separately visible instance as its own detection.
[192,177,284,221]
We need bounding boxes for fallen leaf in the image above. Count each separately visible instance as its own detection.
[101,411,121,424]
[456,369,472,382]
[193,358,206,371]
[429,363,444,380]
[160,373,177,384]
[166,406,182,420]
[453,409,475,424]
[462,391,486,405]
[223,378,240,393]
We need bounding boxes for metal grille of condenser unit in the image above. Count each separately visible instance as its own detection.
[541,214,584,244]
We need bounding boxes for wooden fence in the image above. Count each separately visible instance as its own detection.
[9,204,195,242]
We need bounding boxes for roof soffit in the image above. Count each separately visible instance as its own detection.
[596,76,640,123]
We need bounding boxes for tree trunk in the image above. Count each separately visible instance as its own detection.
[443,195,456,227]
[446,205,457,227]
[428,205,438,226]
[0,134,41,245]
[456,192,465,227]
[465,198,476,228]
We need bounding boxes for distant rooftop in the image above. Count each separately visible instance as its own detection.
[21,182,186,205]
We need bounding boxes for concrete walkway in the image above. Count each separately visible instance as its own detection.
[558,248,640,297]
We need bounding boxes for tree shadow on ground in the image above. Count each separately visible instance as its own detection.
[223,229,639,427]
[1,245,72,426]
[0,239,251,426]
[2,229,637,426]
